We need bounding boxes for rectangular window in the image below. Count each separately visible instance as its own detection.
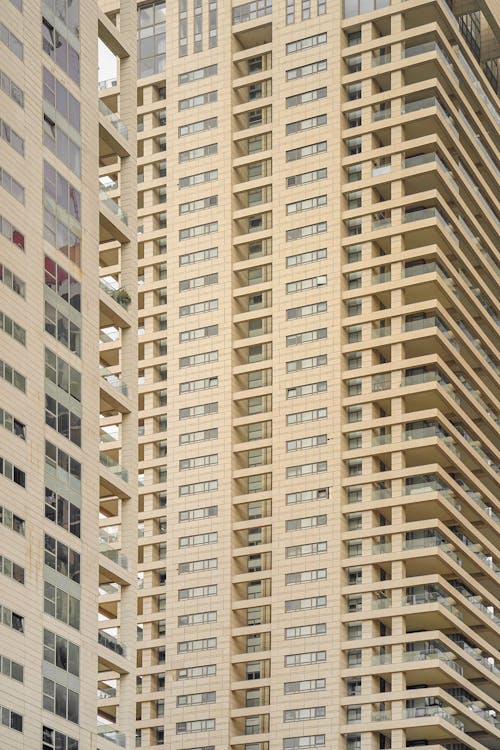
[179,222,218,240]
[0,554,24,585]
[179,427,218,445]
[287,434,327,452]
[286,569,327,585]
[286,248,327,266]
[286,514,327,531]
[179,246,218,265]
[179,169,218,189]
[286,541,327,558]
[0,213,25,251]
[179,376,218,394]
[177,611,217,628]
[285,596,327,612]
[284,706,326,721]
[42,726,79,750]
[177,637,217,653]
[287,354,327,373]
[179,195,218,214]
[0,407,25,441]
[0,310,25,346]
[179,324,218,342]
[286,115,328,137]
[284,678,326,694]
[177,663,217,680]
[0,455,26,488]
[0,504,25,535]
[179,532,218,548]
[285,651,326,667]
[0,165,24,203]
[179,350,218,368]
[178,558,217,574]
[179,64,217,84]
[284,736,326,748]
[43,629,79,676]
[0,22,23,59]
[179,142,218,162]
[179,479,218,497]
[177,690,216,705]
[233,0,272,23]
[179,454,218,470]
[43,581,80,630]
[287,461,327,478]
[0,262,25,298]
[179,117,217,137]
[137,0,166,78]
[42,18,79,84]
[0,654,23,683]
[179,90,217,110]
[286,140,327,162]
[287,59,327,80]
[45,486,81,538]
[0,118,24,156]
[179,504,218,521]
[287,275,327,293]
[286,222,327,242]
[287,408,327,426]
[286,87,327,108]
[0,703,22,732]
[286,32,327,54]
[179,402,218,419]
[176,718,215,734]
[286,328,327,346]
[178,585,217,600]
[287,168,327,188]
[42,677,79,724]
[287,194,327,214]
[287,486,329,504]
[0,69,24,107]
[0,603,24,633]
[44,534,80,584]
[287,302,327,320]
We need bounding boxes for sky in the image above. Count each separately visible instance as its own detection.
[98,40,117,83]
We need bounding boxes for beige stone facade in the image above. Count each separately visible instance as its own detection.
[1,1,498,750]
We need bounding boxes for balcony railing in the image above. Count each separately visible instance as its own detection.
[98,99,128,139]
[402,589,463,619]
[404,706,464,730]
[98,630,126,657]
[99,191,128,225]
[100,546,129,570]
[100,452,129,482]
[99,365,129,397]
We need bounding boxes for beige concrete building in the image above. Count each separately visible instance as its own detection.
[0,0,137,748]
[129,0,499,748]
[1,1,499,750]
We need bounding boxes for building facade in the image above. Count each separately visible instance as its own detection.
[0,1,137,748]
[1,1,498,750]
[129,0,499,749]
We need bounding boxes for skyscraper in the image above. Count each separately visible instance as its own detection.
[1,1,498,750]
[0,1,137,748]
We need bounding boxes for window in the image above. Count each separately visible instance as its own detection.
[287,32,327,54]
[179,402,218,419]
[178,557,217,574]
[45,441,81,493]
[43,161,81,228]
[179,324,218,342]
[287,195,327,214]
[287,87,327,108]
[0,654,23,683]
[179,222,218,241]
[176,718,215,734]
[179,504,218,520]
[0,213,25,251]
[137,1,166,77]
[179,195,218,214]
[177,664,216,680]
[44,534,80,583]
[43,677,79,723]
[179,142,218,162]
[287,274,327,293]
[0,310,25,346]
[179,350,218,368]
[286,248,327,267]
[45,487,80,537]
[179,64,217,84]
[286,140,327,162]
[233,0,272,24]
[179,169,218,189]
[287,302,327,320]
[284,706,326,722]
[179,117,217,137]
[287,59,327,80]
[287,407,327,425]
[0,504,25,535]
[42,18,79,84]
[0,407,26,440]
[0,703,22,732]
[177,691,216,706]
[285,651,326,667]
[0,262,25,297]
[42,726,79,750]
[0,118,24,156]
[287,222,327,241]
[286,541,327,558]
[284,736,325,749]
[0,604,24,633]
[286,514,327,530]
[43,114,80,176]
[178,637,217,653]
[287,354,327,373]
[285,623,327,638]
[286,328,327,346]
[0,69,24,107]
[0,554,24,584]
[45,394,81,446]
[287,434,327,452]
[287,462,327,478]
[179,90,217,110]
[43,581,80,629]
[285,597,327,612]
[0,455,26,488]
[178,584,217,600]
[287,486,329,504]
[179,376,218,393]
[179,427,218,445]
[0,22,23,59]
[287,167,327,187]
[179,532,218,547]
[178,611,216,628]
[43,629,79,676]
[0,165,24,203]
[179,246,218,265]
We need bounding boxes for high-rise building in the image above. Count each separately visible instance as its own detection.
[0,1,137,749]
[127,0,499,749]
[1,1,498,750]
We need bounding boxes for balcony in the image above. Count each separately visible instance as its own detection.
[98,630,126,658]
[404,705,464,731]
